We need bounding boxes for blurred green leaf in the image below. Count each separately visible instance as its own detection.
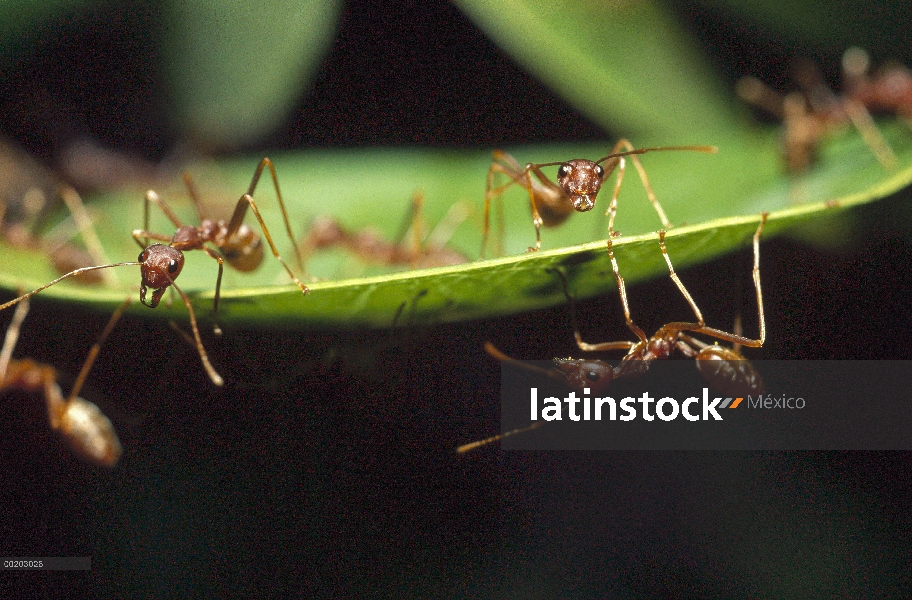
[1,124,910,328]
[451,0,743,141]
[162,0,343,148]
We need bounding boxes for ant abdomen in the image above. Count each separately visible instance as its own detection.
[694,346,764,398]
[552,358,615,395]
[220,223,263,272]
[49,395,123,468]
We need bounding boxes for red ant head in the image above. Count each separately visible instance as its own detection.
[556,159,605,212]
[552,358,614,395]
[138,244,185,307]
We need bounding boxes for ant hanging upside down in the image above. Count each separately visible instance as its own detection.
[481,139,717,256]
[0,158,310,387]
[458,213,768,453]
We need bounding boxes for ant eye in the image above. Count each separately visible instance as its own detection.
[586,371,600,382]
[557,165,570,178]
[595,165,604,178]
[138,251,146,262]
[168,260,179,273]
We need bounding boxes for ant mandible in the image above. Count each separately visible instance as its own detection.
[0,296,128,468]
[458,213,768,453]
[481,139,717,256]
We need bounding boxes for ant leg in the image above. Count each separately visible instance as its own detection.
[166,276,224,386]
[456,422,543,454]
[522,168,545,252]
[553,253,643,353]
[482,150,569,255]
[57,186,118,285]
[227,157,305,274]
[626,150,671,229]
[597,143,716,233]
[841,97,897,169]
[231,193,308,294]
[199,247,225,336]
[680,313,743,354]
[602,139,672,235]
[598,238,649,350]
[389,190,426,269]
[690,214,768,348]
[144,190,186,248]
[131,229,172,250]
[736,76,787,119]
[658,228,705,327]
[424,200,472,257]
[68,297,132,402]
[182,172,209,225]
[455,341,557,453]
[410,191,425,268]
[481,152,526,258]
[0,297,30,383]
[602,155,626,236]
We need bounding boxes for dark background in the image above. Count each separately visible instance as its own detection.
[1,0,911,597]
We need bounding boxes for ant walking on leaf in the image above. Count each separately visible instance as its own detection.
[299,190,469,272]
[0,158,310,387]
[0,296,129,468]
[737,49,899,173]
[458,213,768,453]
[135,157,309,333]
[481,139,717,256]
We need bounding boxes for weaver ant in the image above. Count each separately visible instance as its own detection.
[135,157,309,333]
[458,213,768,453]
[0,158,314,387]
[299,190,469,271]
[481,139,717,256]
[737,51,897,173]
[0,296,129,468]
[0,136,115,284]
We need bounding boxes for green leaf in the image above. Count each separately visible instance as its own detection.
[1,125,910,329]
[450,0,743,140]
[161,0,344,148]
